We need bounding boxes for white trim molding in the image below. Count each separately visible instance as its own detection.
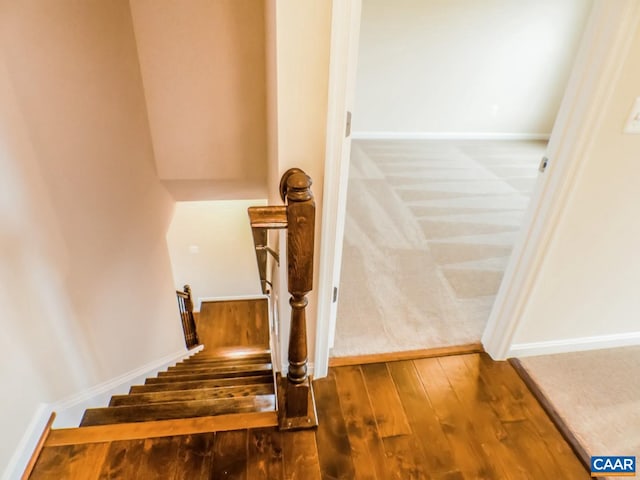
[315,0,363,379]
[482,0,640,360]
[1,345,202,480]
[351,131,550,141]
[509,331,640,358]
[196,294,268,312]
[51,345,203,428]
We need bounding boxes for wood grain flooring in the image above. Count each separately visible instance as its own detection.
[196,299,269,349]
[30,353,589,479]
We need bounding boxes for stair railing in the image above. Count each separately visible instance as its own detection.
[248,168,317,430]
[248,206,287,294]
[176,285,200,348]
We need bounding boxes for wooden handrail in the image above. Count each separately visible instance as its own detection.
[248,168,317,429]
[248,205,288,229]
[248,207,286,294]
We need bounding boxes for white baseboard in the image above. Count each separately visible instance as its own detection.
[195,294,268,312]
[508,331,640,358]
[2,403,51,480]
[2,346,203,479]
[351,131,550,141]
[52,345,203,428]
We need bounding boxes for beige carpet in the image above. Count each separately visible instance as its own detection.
[521,347,640,466]
[332,139,544,357]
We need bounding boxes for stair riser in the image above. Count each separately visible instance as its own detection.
[130,374,274,394]
[80,394,276,427]
[166,363,272,377]
[180,351,271,361]
[160,363,272,376]
[145,369,272,384]
[188,347,270,359]
[172,356,272,369]
[110,383,275,406]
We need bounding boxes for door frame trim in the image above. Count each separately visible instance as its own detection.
[314,0,362,378]
[483,0,640,358]
[314,0,640,373]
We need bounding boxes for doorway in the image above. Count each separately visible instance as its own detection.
[327,0,593,359]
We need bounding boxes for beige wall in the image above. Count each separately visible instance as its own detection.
[166,200,266,305]
[266,0,333,369]
[130,0,268,185]
[0,0,183,468]
[354,0,592,134]
[512,13,640,346]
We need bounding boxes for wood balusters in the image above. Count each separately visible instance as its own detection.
[176,285,199,348]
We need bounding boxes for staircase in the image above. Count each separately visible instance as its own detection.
[41,299,280,450]
[79,347,276,427]
[25,169,319,479]
[54,167,317,441]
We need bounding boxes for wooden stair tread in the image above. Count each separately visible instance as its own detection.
[170,362,270,373]
[47,411,278,446]
[145,367,271,384]
[110,383,275,406]
[80,394,276,426]
[173,354,272,368]
[130,374,274,393]
[158,362,271,377]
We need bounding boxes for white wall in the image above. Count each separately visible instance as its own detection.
[0,52,89,474]
[265,0,333,370]
[510,10,640,351]
[0,0,183,471]
[130,0,268,185]
[353,0,592,134]
[166,200,266,307]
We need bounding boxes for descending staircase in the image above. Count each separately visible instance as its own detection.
[39,299,282,452]
[72,167,319,434]
[25,169,318,479]
[79,347,276,427]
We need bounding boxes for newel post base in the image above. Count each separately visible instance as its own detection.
[276,373,318,430]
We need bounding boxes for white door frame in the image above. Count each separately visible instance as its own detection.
[314,0,640,374]
[483,0,640,358]
[314,0,362,378]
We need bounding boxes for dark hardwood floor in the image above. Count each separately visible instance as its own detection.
[30,352,589,479]
[196,299,269,349]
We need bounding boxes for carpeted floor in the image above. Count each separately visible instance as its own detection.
[521,347,640,464]
[332,139,544,357]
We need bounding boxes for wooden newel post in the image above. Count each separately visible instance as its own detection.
[284,171,314,384]
[183,285,200,347]
[278,168,318,429]
[177,284,199,348]
[184,285,194,313]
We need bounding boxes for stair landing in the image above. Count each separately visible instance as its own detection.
[195,298,269,350]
